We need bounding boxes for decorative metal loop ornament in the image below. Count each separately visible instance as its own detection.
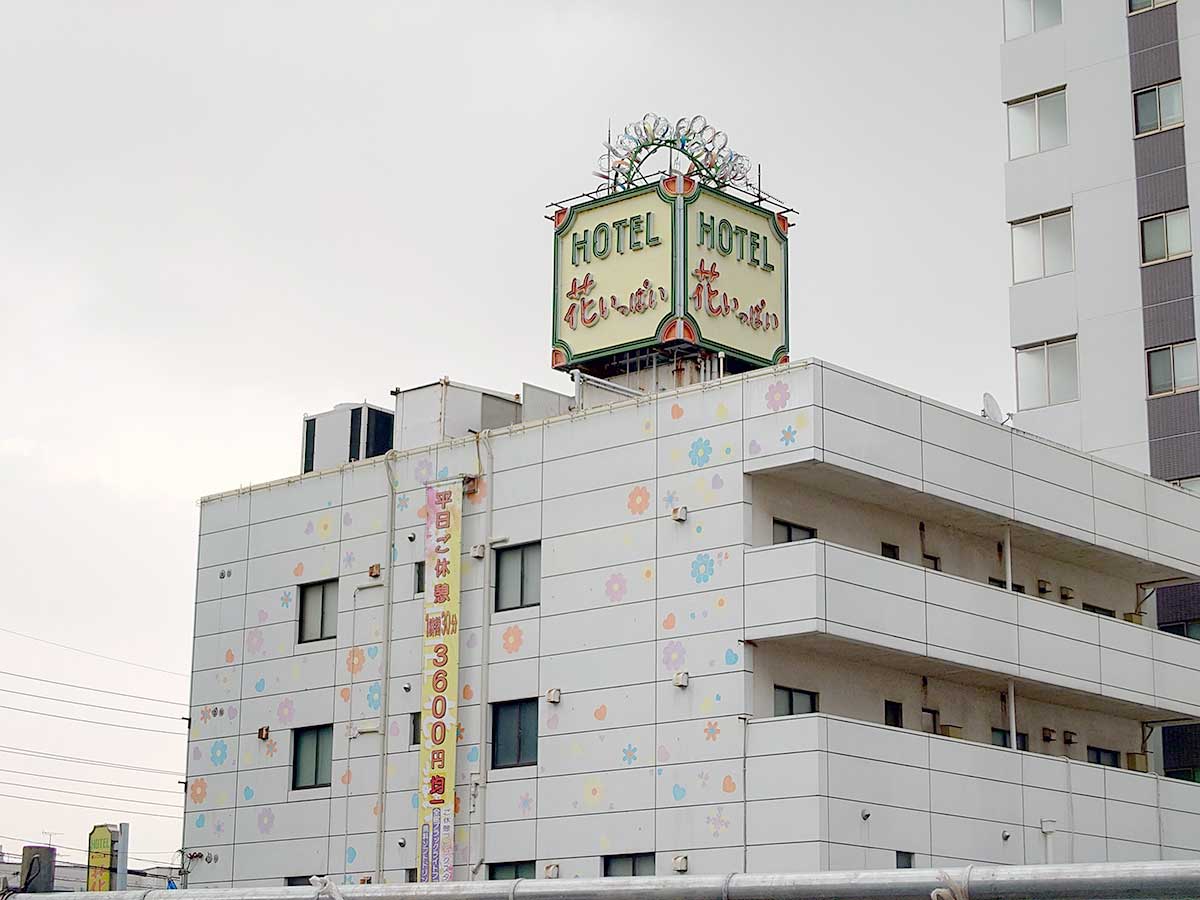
[595,113,752,191]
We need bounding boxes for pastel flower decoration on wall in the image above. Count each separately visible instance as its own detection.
[264,739,277,758]
[209,740,228,767]
[256,807,275,835]
[688,437,713,467]
[621,743,638,765]
[765,380,790,412]
[518,792,533,816]
[317,516,332,539]
[663,490,678,509]
[397,494,410,511]
[246,629,264,656]
[661,639,686,673]
[199,707,210,725]
[280,590,292,609]
[189,778,207,805]
[604,572,628,604]
[583,778,604,808]
[343,550,355,569]
[414,458,434,484]
[366,681,382,711]
[705,807,731,838]
[691,552,715,584]
[276,697,295,726]
[347,646,365,675]
[626,485,650,516]
[780,425,797,446]
[704,720,721,742]
[501,625,524,655]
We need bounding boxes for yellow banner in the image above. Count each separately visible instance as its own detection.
[417,479,462,882]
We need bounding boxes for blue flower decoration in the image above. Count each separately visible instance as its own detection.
[366,681,382,711]
[780,425,797,446]
[689,437,713,467]
[691,553,715,584]
[663,490,679,508]
[622,743,638,765]
[210,739,228,766]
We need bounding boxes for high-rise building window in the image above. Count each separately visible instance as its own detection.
[1016,337,1079,409]
[1011,210,1073,282]
[1004,0,1062,40]
[1008,88,1068,158]
[1134,81,1183,136]
[603,854,655,877]
[774,686,818,716]
[1140,209,1191,265]
[496,543,541,611]
[991,728,1029,751]
[489,862,535,880]
[298,579,338,643]
[896,851,915,869]
[1130,0,1177,13]
[772,519,817,544]
[292,724,333,790]
[1087,746,1121,767]
[492,698,538,768]
[1147,341,1199,397]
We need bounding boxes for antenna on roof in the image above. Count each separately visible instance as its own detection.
[981,392,1010,425]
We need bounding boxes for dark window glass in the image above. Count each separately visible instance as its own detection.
[991,728,1029,751]
[414,561,425,595]
[365,408,394,458]
[1082,603,1116,618]
[988,577,1026,593]
[497,544,541,611]
[410,711,422,746]
[286,877,312,886]
[772,519,817,545]
[1165,767,1200,782]
[885,700,904,728]
[404,869,417,883]
[920,708,940,734]
[922,554,941,571]
[774,686,818,716]
[292,724,333,789]
[489,862,535,880]
[299,580,338,643]
[348,406,362,462]
[881,543,901,560]
[493,698,538,768]
[303,418,316,473]
[1088,746,1120,767]
[896,851,914,869]
[603,854,655,877]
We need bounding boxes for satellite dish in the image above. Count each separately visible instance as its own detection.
[982,392,1004,424]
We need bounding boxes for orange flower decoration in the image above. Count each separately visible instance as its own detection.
[627,485,650,515]
[347,646,365,675]
[466,476,488,506]
[189,777,208,805]
[502,625,524,655]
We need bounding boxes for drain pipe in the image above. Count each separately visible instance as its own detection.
[470,431,496,879]
[1007,679,1018,753]
[374,452,399,883]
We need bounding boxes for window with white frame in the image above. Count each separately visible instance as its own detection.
[1005,0,1062,40]
[1147,340,1199,396]
[1141,209,1191,264]
[1011,210,1073,282]
[1130,0,1176,13]
[1008,88,1068,158]
[1017,337,1079,410]
[1134,81,1183,136]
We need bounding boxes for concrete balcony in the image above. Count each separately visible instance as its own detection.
[745,713,1200,869]
[745,540,1200,719]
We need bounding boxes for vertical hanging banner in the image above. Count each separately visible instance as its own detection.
[417,479,463,882]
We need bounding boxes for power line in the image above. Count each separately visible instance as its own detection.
[0,687,187,722]
[0,745,183,776]
[0,626,187,677]
[0,670,186,707]
[0,766,180,795]
[0,834,180,868]
[0,703,186,737]
[0,780,182,810]
[0,792,182,820]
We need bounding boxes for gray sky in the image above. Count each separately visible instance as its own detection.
[0,1,1007,865]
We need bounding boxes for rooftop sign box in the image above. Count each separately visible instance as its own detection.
[551,115,789,374]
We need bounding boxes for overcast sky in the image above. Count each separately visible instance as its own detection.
[0,1,1008,867]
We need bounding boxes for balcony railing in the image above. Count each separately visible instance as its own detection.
[745,540,1200,718]
[745,713,1200,867]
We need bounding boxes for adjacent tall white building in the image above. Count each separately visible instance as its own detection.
[1002,0,1200,784]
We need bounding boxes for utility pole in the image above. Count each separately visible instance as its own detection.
[41,833,59,848]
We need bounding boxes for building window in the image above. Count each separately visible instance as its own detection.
[989,577,1027,593]
[410,711,422,746]
[1130,0,1177,13]
[414,561,425,596]
[286,877,312,886]
[774,686,818,716]
[603,854,655,877]
[1005,0,1062,39]
[298,580,338,643]
[1008,88,1068,158]
[773,519,817,544]
[922,554,942,571]
[881,542,901,561]
[1011,210,1072,283]
[489,862,535,880]
[496,543,541,611]
[921,708,941,734]
[884,700,904,728]
[896,851,915,869]
[991,727,1029,751]
[404,869,418,883]
[302,418,316,474]
[1088,745,1121,767]
[1147,341,1199,397]
[1166,767,1200,782]
[1082,603,1116,618]
[1134,81,1183,136]
[1017,337,1078,410]
[292,724,333,790]
[1162,619,1200,640]
[492,698,538,768]
[1141,209,1191,265]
